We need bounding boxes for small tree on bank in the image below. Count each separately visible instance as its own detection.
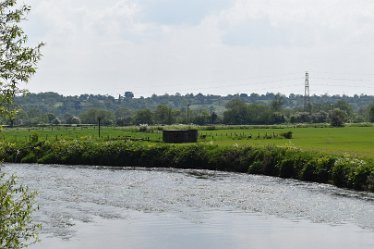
[1,0,43,248]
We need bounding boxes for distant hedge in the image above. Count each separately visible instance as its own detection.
[1,139,373,192]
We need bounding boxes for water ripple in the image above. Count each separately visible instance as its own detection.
[2,164,374,238]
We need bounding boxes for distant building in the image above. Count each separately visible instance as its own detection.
[163,129,198,143]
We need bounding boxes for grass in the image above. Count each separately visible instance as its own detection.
[0,126,163,143]
[1,125,374,159]
[199,126,374,159]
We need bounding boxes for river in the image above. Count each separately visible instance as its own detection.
[2,164,374,249]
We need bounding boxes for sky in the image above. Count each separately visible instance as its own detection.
[21,0,374,97]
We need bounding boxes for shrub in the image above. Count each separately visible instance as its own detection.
[278,159,296,178]
[314,157,335,183]
[366,171,374,192]
[0,173,41,249]
[30,133,39,144]
[330,158,374,190]
[300,161,316,181]
[205,125,216,130]
[248,161,264,174]
[258,147,282,176]
[347,163,373,190]
[138,125,149,132]
[280,131,293,139]
[20,152,37,164]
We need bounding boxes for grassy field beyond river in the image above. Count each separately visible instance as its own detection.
[1,125,374,159]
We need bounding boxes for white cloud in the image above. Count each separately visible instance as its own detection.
[21,0,374,96]
[218,0,374,48]
[137,0,232,25]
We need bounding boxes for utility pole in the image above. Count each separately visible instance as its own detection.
[304,72,311,113]
[98,117,101,138]
[186,103,191,124]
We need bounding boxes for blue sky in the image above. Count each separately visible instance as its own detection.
[22,0,374,97]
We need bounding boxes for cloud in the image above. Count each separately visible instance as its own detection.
[221,19,293,47]
[20,0,374,96]
[137,0,232,25]
[218,0,374,48]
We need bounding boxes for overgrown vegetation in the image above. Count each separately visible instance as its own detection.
[0,0,43,247]
[0,139,373,192]
[0,173,41,248]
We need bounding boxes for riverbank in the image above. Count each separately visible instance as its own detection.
[1,139,373,192]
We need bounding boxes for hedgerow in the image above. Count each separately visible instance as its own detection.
[0,139,373,192]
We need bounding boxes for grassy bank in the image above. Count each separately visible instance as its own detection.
[1,139,373,192]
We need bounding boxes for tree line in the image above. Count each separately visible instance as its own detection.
[4,92,374,126]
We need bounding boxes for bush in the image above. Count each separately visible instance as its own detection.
[314,157,335,183]
[139,125,149,132]
[280,131,293,139]
[205,125,216,130]
[347,163,373,190]
[30,133,39,143]
[0,173,41,249]
[300,161,317,181]
[248,161,264,174]
[330,157,374,190]
[20,152,37,163]
[278,159,296,178]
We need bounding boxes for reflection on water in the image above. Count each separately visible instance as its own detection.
[2,164,374,249]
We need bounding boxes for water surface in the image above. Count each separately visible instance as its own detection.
[3,164,374,249]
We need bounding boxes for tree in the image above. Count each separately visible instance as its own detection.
[124,91,134,99]
[190,109,210,125]
[247,103,272,124]
[223,99,249,124]
[311,111,328,123]
[367,102,374,123]
[0,0,43,120]
[1,1,43,247]
[114,107,132,126]
[270,112,286,124]
[63,113,81,124]
[334,100,353,121]
[271,93,285,112]
[25,108,48,125]
[79,109,114,125]
[290,112,312,123]
[133,109,153,125]
[70,116,81,124]
[154,104,174,125]
[47,113,56,124]
[210,111,218,124]
[223,99,272,125]
[329,108,347,127]
[51,117,61,125]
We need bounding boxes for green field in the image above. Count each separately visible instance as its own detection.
[201,126,374,159]
[1,125,374,159]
